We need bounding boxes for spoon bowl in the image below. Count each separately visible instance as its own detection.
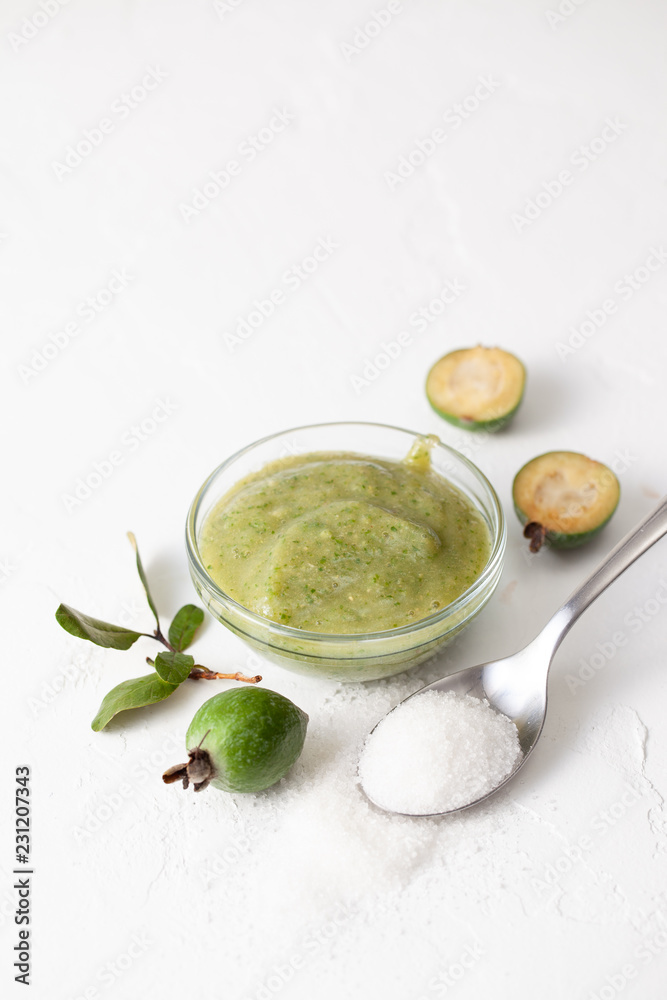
[361,495,667,817]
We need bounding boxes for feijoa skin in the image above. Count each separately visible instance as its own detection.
[426,346,526,432]
[513,451,620,552]
[164,687,308,794]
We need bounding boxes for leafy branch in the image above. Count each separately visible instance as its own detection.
[55,533,261,731]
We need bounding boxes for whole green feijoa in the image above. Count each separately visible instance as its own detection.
[163,687,308,794]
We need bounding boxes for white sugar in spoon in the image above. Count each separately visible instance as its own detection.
[361,496,667,817]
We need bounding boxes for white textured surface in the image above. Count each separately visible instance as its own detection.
[3,2,667,998]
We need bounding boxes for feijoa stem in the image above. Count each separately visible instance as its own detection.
[163,730,214,792]
[524,522,547,553]
[146,658,261,684]
[189,666,262,683]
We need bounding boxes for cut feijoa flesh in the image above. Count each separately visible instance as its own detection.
[426,346,526,432]
[513,451,620,552]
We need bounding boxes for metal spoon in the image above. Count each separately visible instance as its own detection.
[361,495,667,817]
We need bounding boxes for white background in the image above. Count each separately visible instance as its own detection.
[2,1,667,998]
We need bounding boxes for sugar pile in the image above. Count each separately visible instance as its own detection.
[358,690,523,815]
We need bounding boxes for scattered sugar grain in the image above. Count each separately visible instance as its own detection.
[359,690,523,814]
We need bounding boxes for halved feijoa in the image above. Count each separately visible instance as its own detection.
[513,451,620,552]
[426,346,526,432]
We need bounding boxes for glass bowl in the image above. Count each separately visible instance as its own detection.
[186,422,505,682]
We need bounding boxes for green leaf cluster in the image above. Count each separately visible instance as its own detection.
[55,535,205,730]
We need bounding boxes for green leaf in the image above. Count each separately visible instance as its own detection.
[168,604,205,652]
[127,532,160,631]
[91,674,179,731]
[154,651,194,684]
[56,604,146,650]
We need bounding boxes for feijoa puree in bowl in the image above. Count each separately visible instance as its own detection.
[198,437,491,634]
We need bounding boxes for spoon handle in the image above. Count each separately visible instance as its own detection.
[542,495,667,655]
